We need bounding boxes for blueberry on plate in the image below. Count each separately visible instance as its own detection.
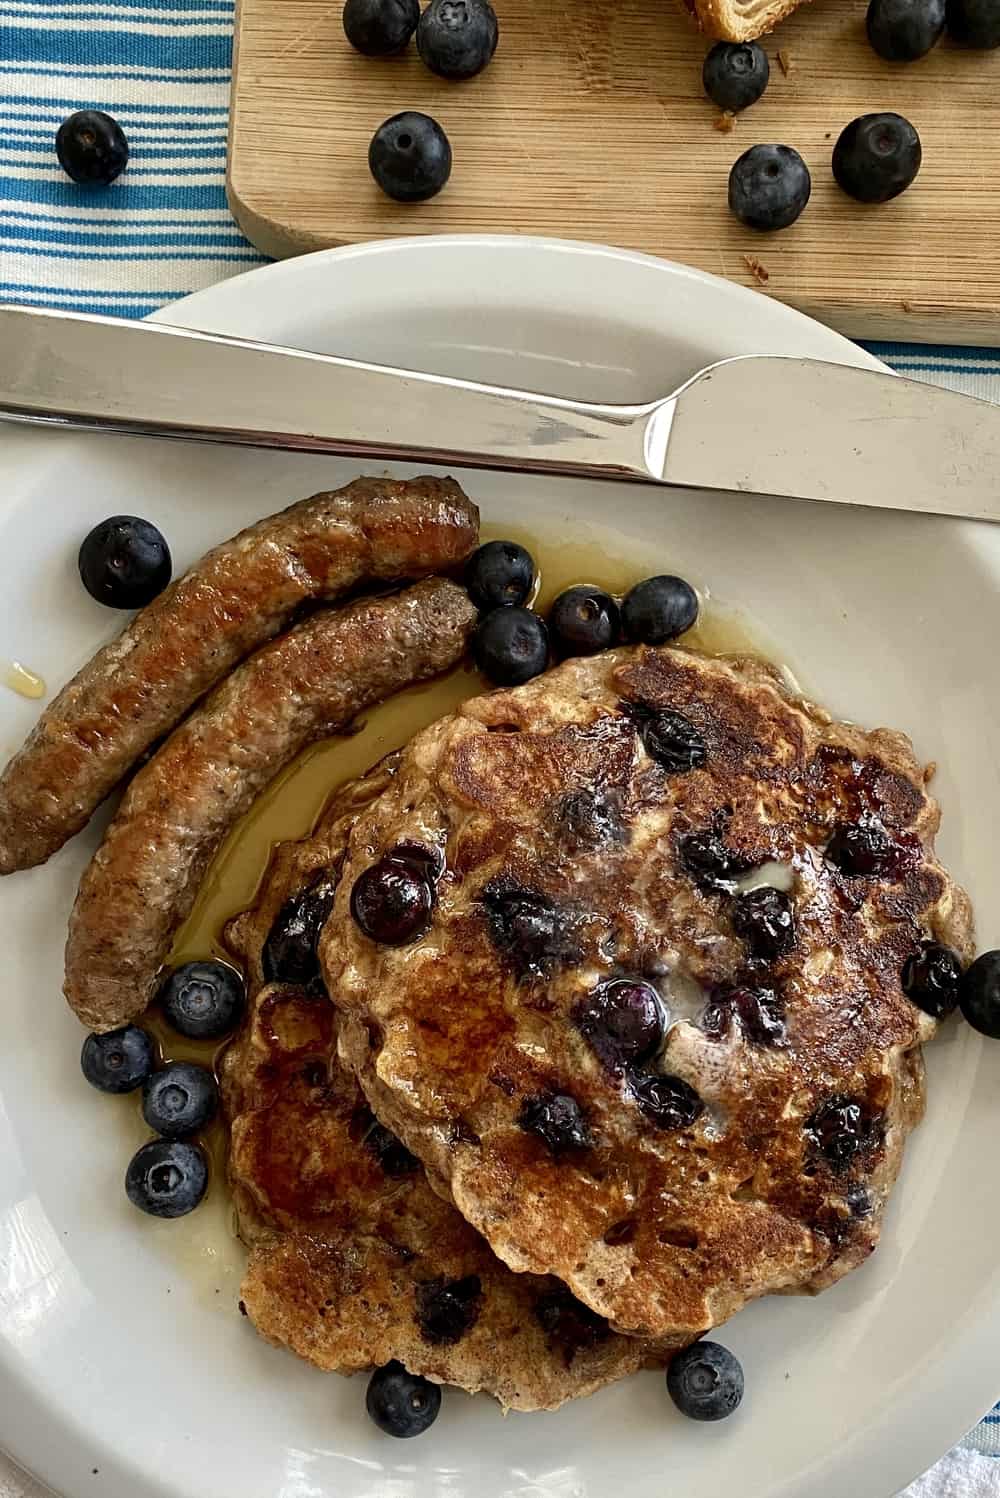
[729,144,811,231]
[825,817,903,877]
[866,0,945,59]
[417,0,498,79]
[125,1138,208,1218]
[366,1360,442,1437]
[702,42,769,112]
[667,1341,744,1421]
[142,1061,218,1138]
[832,113,921,203]
[732,885,796,961]
[56,110,129,186]
[78,515,171,610]
[159,960,245,1040]
[574,977,666,1068]
[638,707,707,773]
[947,0,1000,46]
[629,1071,704,1130]
[343,0,419,53]
[351,854,434,944]
[901,940,963,1018]
[621,575,699,644]
[369,112,452,203]
[465,540,535,611]
[960,950,1000,1037]
[549,586,620,658]
[473,606,549,685]
[81,1024,155,1094]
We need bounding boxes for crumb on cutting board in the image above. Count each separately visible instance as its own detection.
[714,110,735,133]
[777,48,792,76]
[743,254,770,285]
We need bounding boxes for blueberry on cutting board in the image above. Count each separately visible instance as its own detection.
[867,0,945,60]
[832,114,921,203]
[343,0,419,53]
[947,0,1000,46]
[729,144,811,231]
[369,112,452,202]
[417,0,498,78]
[703,42,770,111]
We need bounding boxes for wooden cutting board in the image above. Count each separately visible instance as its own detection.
[227,0,1000,343]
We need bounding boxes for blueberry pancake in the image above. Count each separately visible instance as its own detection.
[320,644,974,1341]
[219,764,676,1411]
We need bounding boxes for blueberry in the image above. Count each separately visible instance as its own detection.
[960,950,1000,1037]
[729,144,811,231]
[825,818,903,877]
[361,1112,420,1176]
[732,886,796,961]
[679,828,756,893]
[629,1071,704,1131]
[142,1061,218,1138]
[343,0,419,53]
[519,1092,592,1155]
[263,873,338,987]
[416,0,498,78]
[159,961,245,1039]
[621,575,699,644]
[553,787,624,851]
[534,1286,610,1351]
[832,113,921,204]
[806,1095,881,1169]
[56,110,128,186]
[702,42,769,112]
[866,0,945,58]
[125,1138,208,1218]
[549,586,620,658]
[81,1025,155,1094]
[366,1360,442,1437]
[351,855,434,944]
[473,607,549,686]
[415,1274,483,1342]
[386,840,445,882]
[901,940,963,1019]
[947,0,1000,45]
[667,1342,744,1422]
[575,977,666,1068]
[701,984,785,1045]
[78,515,171,610]
[637,707,707,773]
[369,112,452,203]
[846,1182,873,1217]
[464,540,535,611]
[481,880,578,979]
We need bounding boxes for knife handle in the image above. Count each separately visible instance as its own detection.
[0,304,662,484]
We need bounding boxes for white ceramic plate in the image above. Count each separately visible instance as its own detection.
[1,237,999,1498]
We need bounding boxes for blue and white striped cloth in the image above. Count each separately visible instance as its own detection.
[1,3,1000,1493]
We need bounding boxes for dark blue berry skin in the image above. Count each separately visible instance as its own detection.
[629,1072,703,1131]
[960,950,1000,1037]
[142,1061,218,1139]
[832,113,921,203]
[729,144,811,231]
[575,978,666,1069]
[366,1361,442,1437]
[473,606,549,685]
[703,42,769,111]
[901,940,963,1019]
[465,541,535,611]
[351,856,434,945]
[417,0,498,79]
[369,112,452,202]
[343,0,418,53]
[667,1342,744,1421]
[732,886,796,961]
[78,516,171,610]
[621,575,699,644]
[549,586,620,658]
[125,1138,208,1218]
[482,880,578,979]
[518,1092,591,1155]
[638,708,707,773]
[56,110,128,186]
[159,961,245,1039]
[947,0,1000,46]
[81,1025,155,1094]
[825,818,903,877]
[867,0,945,59]
[806,1096,881,1168]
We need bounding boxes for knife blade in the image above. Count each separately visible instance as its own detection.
[1,303,998,524]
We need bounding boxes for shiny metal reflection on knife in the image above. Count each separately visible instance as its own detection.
[1,302,999,524]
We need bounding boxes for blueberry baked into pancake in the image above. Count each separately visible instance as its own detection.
[321,643,974,1341]
[219,764,677,1412]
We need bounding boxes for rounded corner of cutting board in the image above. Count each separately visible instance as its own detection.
[225,169,336,261]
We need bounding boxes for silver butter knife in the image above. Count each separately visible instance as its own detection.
[1,302,999,524]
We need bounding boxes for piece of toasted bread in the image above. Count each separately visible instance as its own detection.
[679,0,811,43]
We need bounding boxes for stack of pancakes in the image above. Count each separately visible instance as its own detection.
[220,642,972,1411]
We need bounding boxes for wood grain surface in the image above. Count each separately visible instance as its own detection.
[227,0,1000,343]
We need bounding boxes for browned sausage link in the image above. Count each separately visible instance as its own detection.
[63,578,477,1033]
[0,477,478,874]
